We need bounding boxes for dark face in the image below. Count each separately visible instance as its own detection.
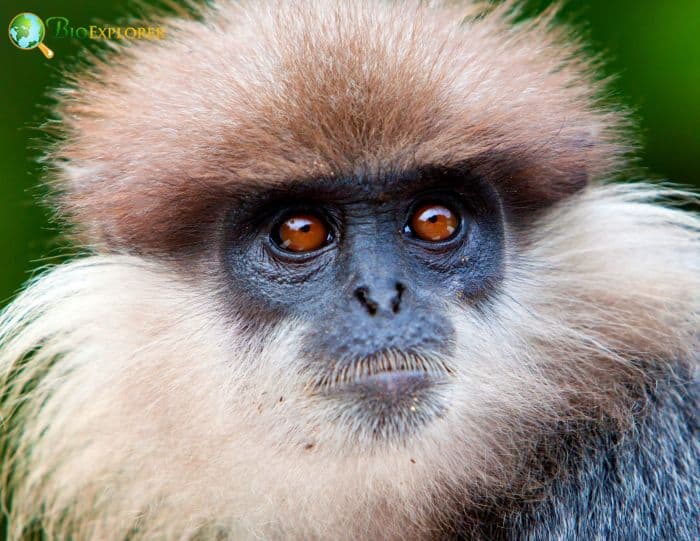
[222,165,505,437]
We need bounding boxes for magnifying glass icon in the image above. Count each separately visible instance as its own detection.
[8,13,54,59]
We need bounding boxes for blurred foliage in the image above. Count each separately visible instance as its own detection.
[0,0,699,305]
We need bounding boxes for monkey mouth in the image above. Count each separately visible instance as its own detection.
[309,349,453,397]
[312,349,453,393]
[338,369,441,416]
[306,350,453,439]
[348,369,434,395]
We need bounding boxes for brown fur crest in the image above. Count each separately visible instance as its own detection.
[52,0,628,252]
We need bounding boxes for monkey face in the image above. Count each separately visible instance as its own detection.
[222,169,505,441]
[35,0,633,464]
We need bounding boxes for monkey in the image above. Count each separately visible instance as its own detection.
[0,0,698,539]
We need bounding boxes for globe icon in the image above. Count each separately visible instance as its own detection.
[8,13,54,58]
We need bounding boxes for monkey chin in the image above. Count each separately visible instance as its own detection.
[313,351,452,443]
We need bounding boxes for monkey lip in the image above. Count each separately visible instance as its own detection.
[335,369,448,430]
[347,370,435,397]
[334,369,450,411]
[310,350,453,401]
[315,350,453,392]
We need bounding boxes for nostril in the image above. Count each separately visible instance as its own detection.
[354,286,378,316]
[392,282,406,314]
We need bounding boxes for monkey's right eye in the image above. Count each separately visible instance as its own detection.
[271,213,332,253]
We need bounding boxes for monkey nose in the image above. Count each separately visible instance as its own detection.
[353,282,406,316]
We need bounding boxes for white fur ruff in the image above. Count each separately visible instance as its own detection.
[1,184,698,540]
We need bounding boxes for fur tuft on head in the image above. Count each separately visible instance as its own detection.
[51,0,628,252]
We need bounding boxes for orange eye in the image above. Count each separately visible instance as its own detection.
[274,213,330,253]
[409,203,459,242]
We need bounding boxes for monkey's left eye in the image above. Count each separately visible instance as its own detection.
[404,203,460,242]
[271,213,333,253]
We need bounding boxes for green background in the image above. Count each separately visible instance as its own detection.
[1,0,699,306]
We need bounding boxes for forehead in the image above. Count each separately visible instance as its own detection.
[53,0,626,252]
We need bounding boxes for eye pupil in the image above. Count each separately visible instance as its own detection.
[274,213,330,253]
[409,203,459,242]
